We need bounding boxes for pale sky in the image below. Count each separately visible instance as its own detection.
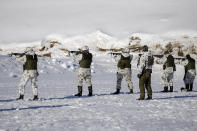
[0,0,197,43]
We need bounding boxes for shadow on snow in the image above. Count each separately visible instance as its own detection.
[154,95,197,100]
[0,99,17,103]
[40,92,133,101]
[0,104,70,112]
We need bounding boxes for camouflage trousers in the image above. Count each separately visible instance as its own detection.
[161,67,174,87]
[77,68,92,87]
[116,68,133,90]
[184,69,196,85]
[18,70,38,96]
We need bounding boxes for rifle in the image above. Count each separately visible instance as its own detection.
[8,53,26,57]
[153,54,164,58]
[174,57,186,61]
[153,54,186,60]
[67,50,82,56]
[108,52,122,56]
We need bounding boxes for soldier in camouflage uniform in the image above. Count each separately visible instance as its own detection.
[137,45,153,100]
[161,51,176,92]
[181,54,196,91]
[72,46,93,96]
[112,48,134,94]
[16,47,39,100]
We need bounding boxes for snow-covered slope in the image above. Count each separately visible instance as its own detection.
[1,31,197,60]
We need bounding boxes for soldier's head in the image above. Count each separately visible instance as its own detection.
[164,50,170,57]
[122,48,130,53]
[186,54,191,59]
[25,47,35,55]
[81,45,89,52]
[142,45,148,52]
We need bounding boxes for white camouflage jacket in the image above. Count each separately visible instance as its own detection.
[138,51,153,74]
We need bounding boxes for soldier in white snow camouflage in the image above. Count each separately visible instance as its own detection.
[112,48,134,94]
[181,54,196,91]
[16,47,39,100]
[72,45,93,96]
[161,51,176,92]
[137,45,153,100]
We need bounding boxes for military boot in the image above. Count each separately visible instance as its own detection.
[186,84,190,91]
[170,86,173,92]
[88,86,93,96]
[137,97,145,100]
[33,95,38,101]
[17,94,24,100]
[75,86,82,96]
[161,86,168,92]
[145,96,152,100]
[129,89,133,94]
[189,83,193,91]
[112,89,120,94]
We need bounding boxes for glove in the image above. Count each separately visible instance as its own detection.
[36,71,39,77]
[137,74,141,78]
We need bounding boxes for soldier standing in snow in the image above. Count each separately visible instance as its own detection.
[181,54,196,91]
[72,45,93,96]
[161,51,176,92]
[112,48,134,94]
[16,47,39,100]
[137,45,153,100]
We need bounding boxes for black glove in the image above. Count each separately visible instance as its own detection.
[36,71,39,77]
[137,74,141,78]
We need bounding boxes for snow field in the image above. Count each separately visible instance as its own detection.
[0,55,197,131]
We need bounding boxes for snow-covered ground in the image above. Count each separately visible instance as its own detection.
[0,54,197,131]
[1,0,197,130]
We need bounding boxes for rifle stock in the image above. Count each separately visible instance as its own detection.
[8,53,25,57]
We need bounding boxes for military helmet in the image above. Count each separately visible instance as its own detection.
[122,48,130,53]
[25,47,34,53]
[142,45,148,52]
[81,45,89,51]
[186,54,190,59]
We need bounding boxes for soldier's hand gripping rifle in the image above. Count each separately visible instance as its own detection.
[8,53,26,57]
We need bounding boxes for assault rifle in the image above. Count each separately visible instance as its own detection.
[108,52,122,56]
[8,53,26,57]
[153,54,186,60]
[67,50,82,56]
[174,57,186,61]
[153,54,163,58]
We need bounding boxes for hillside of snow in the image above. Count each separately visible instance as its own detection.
[1,31,197,60]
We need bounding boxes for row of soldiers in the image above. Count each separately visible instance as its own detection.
[14,45,196,100]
